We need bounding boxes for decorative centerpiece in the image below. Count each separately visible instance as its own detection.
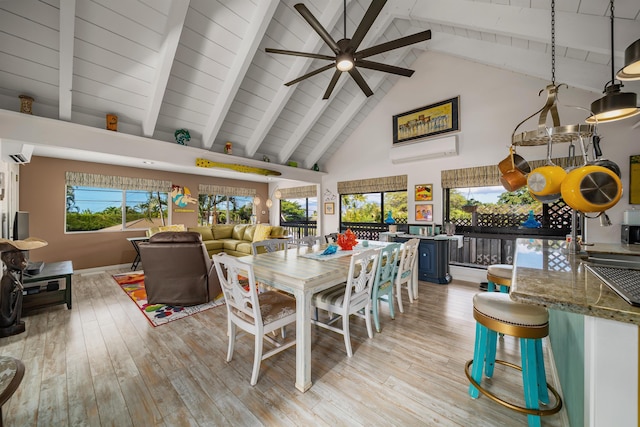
[174,129,191,145]
[336,229,357,251]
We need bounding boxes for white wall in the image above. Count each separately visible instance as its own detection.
[322,50,640,245]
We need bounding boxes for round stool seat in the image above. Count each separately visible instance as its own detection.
[473,293,548,339]
[487,264,512,280]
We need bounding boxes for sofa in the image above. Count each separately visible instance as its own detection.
[185,224,287,257]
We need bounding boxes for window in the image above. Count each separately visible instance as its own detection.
[198,194,256,225]
[279,197,317,237]
[445,185,571,233]
[65,186,168,232]
[340,191,407,224]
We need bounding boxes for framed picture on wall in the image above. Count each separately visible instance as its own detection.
[415,184,433,201]
[392,96,460,144]
[324,202,335,215]
[415,204,433,222]
[630,155,640,204]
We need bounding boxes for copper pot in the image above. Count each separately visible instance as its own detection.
[500,169,528,192]
[498,148,531,175]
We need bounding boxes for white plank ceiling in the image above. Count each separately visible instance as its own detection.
[0,0,638,179]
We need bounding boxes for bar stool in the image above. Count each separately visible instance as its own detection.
[465,292,562,427]
[487,264,512,293]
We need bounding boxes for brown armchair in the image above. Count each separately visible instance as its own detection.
[138,231,221,306]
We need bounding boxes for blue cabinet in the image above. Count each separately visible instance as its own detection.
[394,236,452,284]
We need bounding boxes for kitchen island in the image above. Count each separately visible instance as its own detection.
[509,238,639,427]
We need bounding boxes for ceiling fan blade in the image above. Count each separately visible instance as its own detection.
[323,70,342,99]
[294,3,340,54]
[348,68,373,97]
[356,60,414,77]
[355,30,431,59]
[265,48,334,61]
[349,0,387,51]
[284,63,335,87]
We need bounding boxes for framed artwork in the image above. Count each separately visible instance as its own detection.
[415,184,433,201]
[392,96,460,144]
[415,204,433,222]
[630,155,640,204]
[324,202,335,215]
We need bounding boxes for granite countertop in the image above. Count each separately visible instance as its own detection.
[509,238,640,326]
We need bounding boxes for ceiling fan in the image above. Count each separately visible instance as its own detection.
[266,0,431,99]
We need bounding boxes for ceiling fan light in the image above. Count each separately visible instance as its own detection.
[616,38,640,81]
[336,54,353,71]
[586,84,640,123]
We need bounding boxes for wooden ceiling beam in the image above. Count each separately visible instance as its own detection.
[58,0,76,121]
[201,0,280,150]
[141,0,189,137]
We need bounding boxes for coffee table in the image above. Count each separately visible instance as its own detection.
[22,260,73,312]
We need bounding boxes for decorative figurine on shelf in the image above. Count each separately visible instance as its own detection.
[106,113,118,131]
[263,155,271,162]
[336,229,357,251]
[0,237,48,338]
[522,210,542,228]
[19,95,34,114]
[224,142,233,154]
[312,163,320,171]
[174,129,191,145]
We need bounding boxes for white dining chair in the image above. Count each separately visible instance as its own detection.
[293,235,323,249]
[251,238,288,255]
[395,238,420,313]
[212,253,296,386]
[311,249,379,357]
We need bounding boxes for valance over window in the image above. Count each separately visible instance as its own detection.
[440,157,572,188]
[277,185,317,199]
[65,172,171,192]
[337,175,407,194]
[198,184,256,197]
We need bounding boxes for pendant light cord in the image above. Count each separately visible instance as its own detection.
[608,0,615,85]
[551,0,556,85]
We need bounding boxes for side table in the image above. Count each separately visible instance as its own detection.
[127,236,149,270]
[22,260,73,312]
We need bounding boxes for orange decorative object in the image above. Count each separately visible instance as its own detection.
[336,229,358,251]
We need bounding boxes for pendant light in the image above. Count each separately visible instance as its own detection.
[617,38,640,81]
[586,0,640,124]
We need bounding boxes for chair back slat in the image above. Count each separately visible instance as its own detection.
[213,253,260,324]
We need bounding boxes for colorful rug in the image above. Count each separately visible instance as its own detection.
[113,272,225,327]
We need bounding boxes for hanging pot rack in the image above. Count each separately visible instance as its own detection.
[511,84,596,146]
[510,0,595,147]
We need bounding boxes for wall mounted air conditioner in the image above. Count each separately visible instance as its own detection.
[389,135,458,164]
[0,140,34,164]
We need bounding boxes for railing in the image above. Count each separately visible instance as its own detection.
[280,221,317,239]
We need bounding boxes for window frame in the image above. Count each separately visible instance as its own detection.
[65,185,169,233]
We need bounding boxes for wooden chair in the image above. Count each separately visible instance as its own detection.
[212,253,296,386]
[251,238,287,255]
[371,243,401,333]
[311,249,379,357]
[395,238,420,313]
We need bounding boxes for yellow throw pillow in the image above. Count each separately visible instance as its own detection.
[158,224,185,232]
[252,224,272,242]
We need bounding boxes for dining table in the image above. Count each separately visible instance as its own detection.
[240,241,390,392]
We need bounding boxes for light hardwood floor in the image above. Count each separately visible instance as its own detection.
[1,269,566,426]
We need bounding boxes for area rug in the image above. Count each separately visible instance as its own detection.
[113,272,225,327]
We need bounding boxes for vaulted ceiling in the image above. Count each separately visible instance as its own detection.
[0,0,638,181]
